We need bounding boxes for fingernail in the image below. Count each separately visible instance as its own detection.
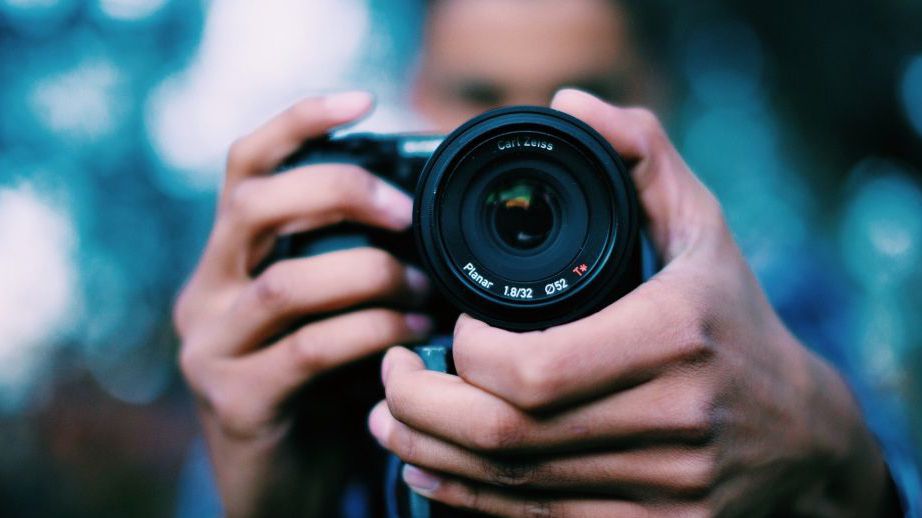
[404,267,430,298]
[550,88,593,109]
[323,91,373,120]
[402,464,442,494]
[406,313,433,339]
[373,181,414,229]
[368,402,390,442]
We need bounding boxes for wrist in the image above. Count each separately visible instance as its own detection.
[203,417,299,518]
[798,348,899,516]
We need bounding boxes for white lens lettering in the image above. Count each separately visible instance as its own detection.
[497,136,554,152]
[544,278,569,295]
[463,262,494,289]
[503,286,534,299]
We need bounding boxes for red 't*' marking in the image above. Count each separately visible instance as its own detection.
[572,263,589,276]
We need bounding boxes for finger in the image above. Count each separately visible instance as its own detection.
[209,164,413,275]
[198,248,430,356]
[382,347,715,453]
[189,93,374,289]
[370,401,717,499]
[400,466,652,518]
[241,309,432,406]
[223,91,373,190]
[229,164,413,235]
[452,274,716,411]
[551,88,725,262]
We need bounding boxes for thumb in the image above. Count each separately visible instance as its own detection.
[550,88,724,263]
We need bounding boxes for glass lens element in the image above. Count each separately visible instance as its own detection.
[486,179,556,250]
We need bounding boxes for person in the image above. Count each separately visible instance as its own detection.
[173,0,910,515]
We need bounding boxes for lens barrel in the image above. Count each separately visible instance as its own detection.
[414,106,641,330]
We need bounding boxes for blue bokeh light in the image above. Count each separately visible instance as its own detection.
[902,54,922,139]
[840,159,922,288]
[683,19,765,108]
[0,0,79,37]
[1,1,921,513]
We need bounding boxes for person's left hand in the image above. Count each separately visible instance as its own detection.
[368,90,897,517]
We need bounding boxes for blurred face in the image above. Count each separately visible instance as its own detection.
[413,0,642,131]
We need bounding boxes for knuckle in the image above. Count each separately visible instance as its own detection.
[391,425,420,464]
[451,335,495,383]
[226,136,256,171]
[177,342,204,382]
[207,382,272,440]
[355,248,404,295]
[473,407,525,451]
[367,310,407,340]
[683,452,719,495]
[251,264,294,313]
[673,382,719,442]
[329,165,375,205]
[174,337,275,440]
[511,352,562,410]
[211,394,256,438]
[455,483,483,513]
[384,377,413,421]
[484,458,536,488]
[224,178,261,222]
[670,293,718,364]
[628,107,667,149]
[449,319,480,371]
[176,334,224,402]
[287,330,327,374]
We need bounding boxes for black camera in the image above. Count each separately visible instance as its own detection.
[278,106,642,332]
[275,106,645,518]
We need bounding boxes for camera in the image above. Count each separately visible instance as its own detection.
[277,106,642,332]
[275,106,645,518]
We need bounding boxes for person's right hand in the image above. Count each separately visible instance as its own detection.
[173,92,432,517]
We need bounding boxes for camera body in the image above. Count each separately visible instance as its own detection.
[278,106,642,332]
[280,131,443,193]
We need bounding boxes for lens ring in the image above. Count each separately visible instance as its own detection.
[448,138,595,284]
[414,106,641,331]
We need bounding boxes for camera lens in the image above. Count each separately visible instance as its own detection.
[486,178,558,251]
[414,106,641,330]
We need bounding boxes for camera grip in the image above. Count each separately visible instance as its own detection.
[412,345,450,518]
[385,344,452,518]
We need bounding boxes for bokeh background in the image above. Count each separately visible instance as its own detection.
[1,0,921,515]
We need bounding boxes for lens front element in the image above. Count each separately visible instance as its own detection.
[486,178,558,252]
[414,106,641,331]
